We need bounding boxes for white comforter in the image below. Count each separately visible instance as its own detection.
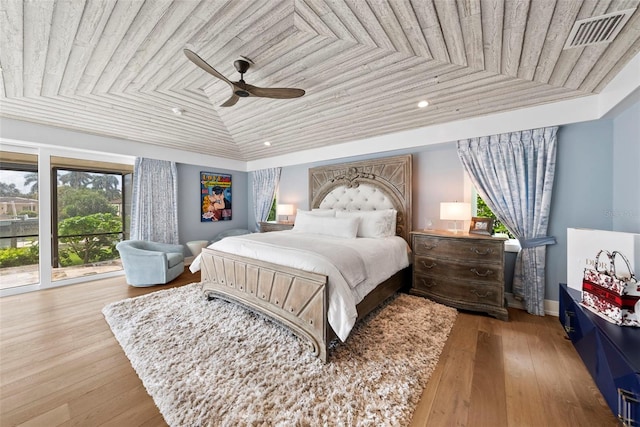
[190,231,410,341]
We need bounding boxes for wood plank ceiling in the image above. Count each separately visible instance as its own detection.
[1,0,639,162]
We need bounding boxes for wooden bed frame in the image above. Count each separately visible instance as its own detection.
[200,154,412,362]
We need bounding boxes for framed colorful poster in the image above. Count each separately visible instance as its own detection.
[200,172,232,222]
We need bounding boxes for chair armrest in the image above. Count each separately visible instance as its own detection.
[143,242,185,254]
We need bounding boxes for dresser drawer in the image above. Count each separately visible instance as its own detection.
[412,234,502,263]
[414,255,504,284]
[413,273,503,306]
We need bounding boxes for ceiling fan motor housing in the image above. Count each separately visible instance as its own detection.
[234,59,250,74]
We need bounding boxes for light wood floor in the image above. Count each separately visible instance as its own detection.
[0,270,617,427]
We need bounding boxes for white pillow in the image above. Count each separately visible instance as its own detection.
[293,215,359,238]
[296,208,336,217]
[335,209,397,238]
[312,208,336,216]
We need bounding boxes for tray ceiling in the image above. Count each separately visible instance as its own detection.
[1,0,639,161]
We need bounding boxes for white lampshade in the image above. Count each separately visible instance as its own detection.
[276,204,294,216]
[440,202,471,233]
[440,202,471,221]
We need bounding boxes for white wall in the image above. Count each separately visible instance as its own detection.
[0,117,245,171]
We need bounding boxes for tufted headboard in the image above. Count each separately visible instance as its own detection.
[308,155,412,243]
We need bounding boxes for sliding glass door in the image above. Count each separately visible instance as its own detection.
[0,155,39,290]
[51,167,127,282]
[1,148,134,294]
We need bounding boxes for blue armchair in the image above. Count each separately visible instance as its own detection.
[116,240,185,287]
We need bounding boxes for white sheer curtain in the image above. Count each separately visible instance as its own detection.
[130,158,179,244]
[457,127,558,315]
[251,168,281,231]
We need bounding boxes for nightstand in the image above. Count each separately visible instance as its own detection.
[410,229,508,321]
[259,221,294,232]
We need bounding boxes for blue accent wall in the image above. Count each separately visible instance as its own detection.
[612,99,640,232]
[546,119,614,302]
[177,163,249,245]
[271,98,639,306]
[275,142,467,232]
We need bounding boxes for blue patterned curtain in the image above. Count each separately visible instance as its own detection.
[251,168,281,231]
[457,127,558,315]
[131,158,179,244]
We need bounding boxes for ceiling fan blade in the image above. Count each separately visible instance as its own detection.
[183,49,233,88]
[245,84,305,99]
[220,93,240,107]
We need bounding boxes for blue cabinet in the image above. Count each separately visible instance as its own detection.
[559,283,640,425]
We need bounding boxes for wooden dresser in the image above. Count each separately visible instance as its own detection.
[259,221,294,232]
[410,230,508,321]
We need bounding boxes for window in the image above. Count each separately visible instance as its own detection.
[267,196,277,221]
[475,193,514,238]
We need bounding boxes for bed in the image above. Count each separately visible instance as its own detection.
[193,154,412,362]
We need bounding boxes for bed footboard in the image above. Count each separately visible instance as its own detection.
[200,248,329,362]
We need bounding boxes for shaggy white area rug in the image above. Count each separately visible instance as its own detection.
[102,283,457,426]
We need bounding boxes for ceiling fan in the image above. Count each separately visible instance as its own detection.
[183,49,305,107]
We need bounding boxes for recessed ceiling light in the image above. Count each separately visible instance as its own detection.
[264,141,271,146]
[171,107,184,116]
[418,100,429,108]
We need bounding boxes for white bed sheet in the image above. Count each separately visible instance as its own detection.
[190,231,410,341]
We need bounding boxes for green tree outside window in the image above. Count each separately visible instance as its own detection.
[267,196,277,221]
[58,213,122,265]
[476,195,514,238]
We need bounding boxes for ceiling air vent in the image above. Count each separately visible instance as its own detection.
[563,8,636,49]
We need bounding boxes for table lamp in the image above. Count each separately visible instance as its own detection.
[276,204,294,223]
[440,202,471,233]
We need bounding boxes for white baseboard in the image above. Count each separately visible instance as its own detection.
[545,299,559,317]
[505,292,559,317]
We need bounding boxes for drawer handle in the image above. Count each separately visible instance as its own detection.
[563,310,575,333]
[420,244,436,251]
[470,268,493,277]
[471,289,492,298]
[420,261,437,269]
[470,247,493,255]
[419,278,437,288]
[618,388,640,425]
